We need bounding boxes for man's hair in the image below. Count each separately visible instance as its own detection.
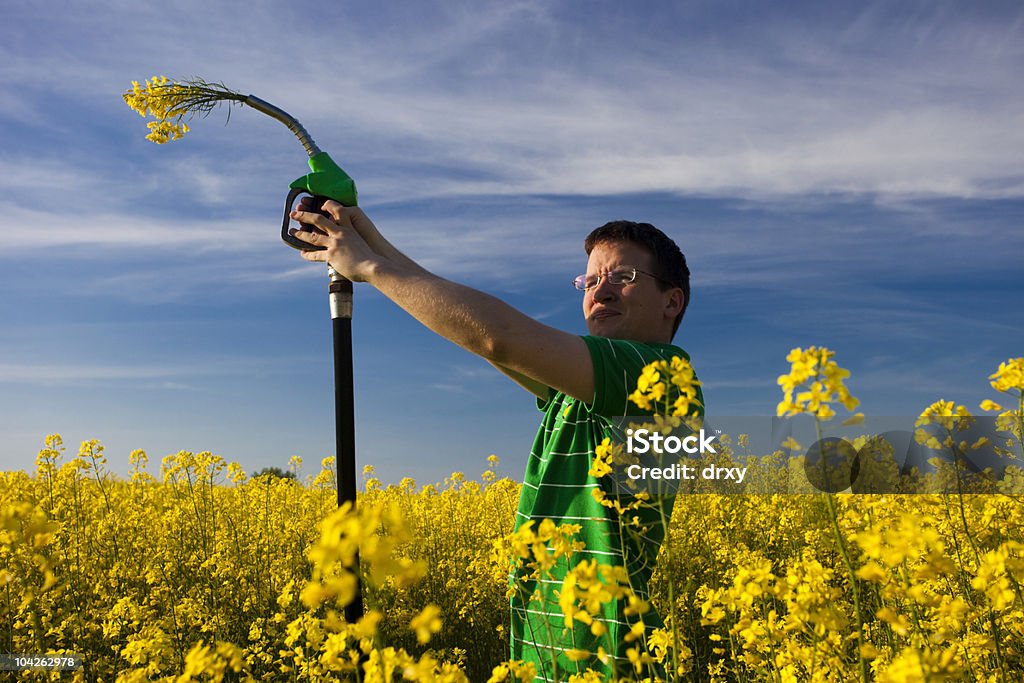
[584,220,691,339]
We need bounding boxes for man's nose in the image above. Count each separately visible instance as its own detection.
[591,278,618,301]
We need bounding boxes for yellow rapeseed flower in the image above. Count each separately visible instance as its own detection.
[777,346,859,419]
[410,604,443,644]
[122,76,245,144]
[990,357,1024,393]
[629,356,702,416]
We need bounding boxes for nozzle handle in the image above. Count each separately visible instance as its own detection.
[281,187,328,251]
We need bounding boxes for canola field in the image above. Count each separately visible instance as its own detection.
[2,352,1023,682]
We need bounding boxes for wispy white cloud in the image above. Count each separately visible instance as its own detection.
[5,1,1022,202]
[0,352,288,388]
[0,362,189,385]
[0,205,269,251]
[428,383,471,394]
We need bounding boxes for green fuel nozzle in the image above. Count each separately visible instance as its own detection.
[243,95,358,251]
[281,152,358,251]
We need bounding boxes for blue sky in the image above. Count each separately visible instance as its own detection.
[1,0,1022,485]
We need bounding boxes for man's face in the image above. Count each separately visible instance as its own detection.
[582,241,680,344]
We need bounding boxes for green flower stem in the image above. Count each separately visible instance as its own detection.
[815,418,869,683]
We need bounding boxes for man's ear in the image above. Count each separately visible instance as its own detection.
[665,288,685,318]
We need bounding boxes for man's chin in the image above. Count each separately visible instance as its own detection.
[587,317,624,338]
[587,318,668,344]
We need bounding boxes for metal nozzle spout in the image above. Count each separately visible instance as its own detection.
[243,95,322,157]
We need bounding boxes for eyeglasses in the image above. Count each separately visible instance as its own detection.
[572,266,667,291]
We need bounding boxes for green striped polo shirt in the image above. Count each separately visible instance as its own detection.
[509,335,703,681]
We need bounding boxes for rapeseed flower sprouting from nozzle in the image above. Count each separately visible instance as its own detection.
[123,76,246,144]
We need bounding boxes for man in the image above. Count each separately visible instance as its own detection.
[290,201,701,679]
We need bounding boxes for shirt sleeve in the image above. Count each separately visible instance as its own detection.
[535,386,558,412]
[581,336,697,418]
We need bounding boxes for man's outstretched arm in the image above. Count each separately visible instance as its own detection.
[289,201,593,403]
[487,362,551,401]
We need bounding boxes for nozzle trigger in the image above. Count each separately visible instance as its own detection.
[282,187,328,251]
